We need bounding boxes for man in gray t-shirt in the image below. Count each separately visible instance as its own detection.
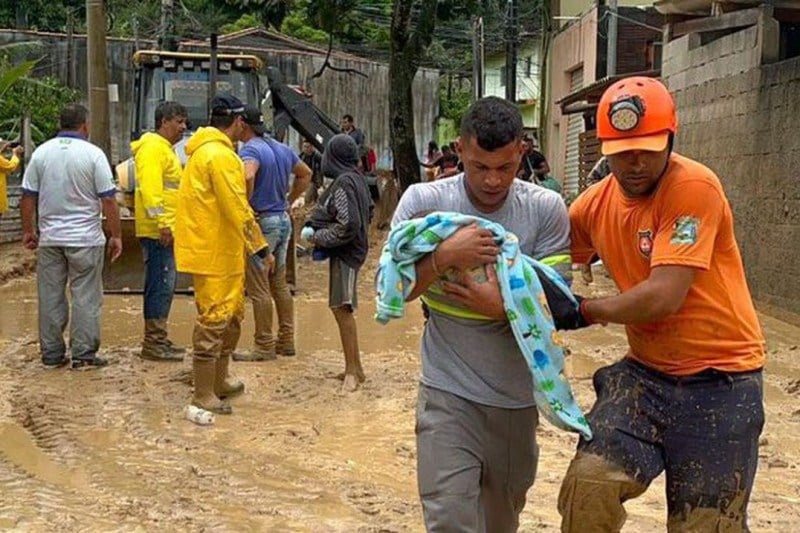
[391,97,571,532]
[20,103,122,370]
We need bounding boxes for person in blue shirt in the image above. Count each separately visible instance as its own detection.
[237,105,312,361]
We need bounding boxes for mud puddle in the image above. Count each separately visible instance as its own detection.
[0,257,798,531]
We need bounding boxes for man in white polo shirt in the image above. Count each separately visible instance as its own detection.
[20,103,123,370]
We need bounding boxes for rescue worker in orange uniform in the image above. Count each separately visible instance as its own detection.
[174,94,271,415]
[558,77,766,531]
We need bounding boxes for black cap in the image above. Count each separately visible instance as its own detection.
[210,93,245,116]
[242,105,267,136]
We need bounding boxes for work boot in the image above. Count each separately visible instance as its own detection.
[215,354,245,399]
[192,358,232,415]
[140,319,183,361]
[154,318,187,355]
[217,316,245,398]
[270,266,295,356]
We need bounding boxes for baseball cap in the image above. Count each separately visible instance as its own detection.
[242,105,267,136]
[210,93,245,116]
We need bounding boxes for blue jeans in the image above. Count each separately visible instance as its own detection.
[140,238,177,320]
[258,212,292,268]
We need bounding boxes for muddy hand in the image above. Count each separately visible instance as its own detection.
[22,231,38,251]
[158,227,173,247]
[108,237,123,263]
[438,223,499,272]
[442,264,506,320]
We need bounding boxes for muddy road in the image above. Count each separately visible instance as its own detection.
[1,241,799,531]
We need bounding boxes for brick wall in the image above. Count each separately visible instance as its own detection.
[662,24,800,319]
[597,6,665,78]
[0,185,22,243]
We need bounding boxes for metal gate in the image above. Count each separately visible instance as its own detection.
[563,67,584,195]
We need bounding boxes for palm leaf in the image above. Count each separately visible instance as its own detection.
[0,59,39,99]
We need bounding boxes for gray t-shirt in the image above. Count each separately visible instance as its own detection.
[392,174,570,408]
[22,135,115,247]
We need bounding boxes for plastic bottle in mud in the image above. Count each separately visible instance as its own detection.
[184,405,215,426]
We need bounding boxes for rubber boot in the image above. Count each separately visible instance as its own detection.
[192,320,232,415]
[217,317,245,398]
[215,354,244,399]
[192,358,232,415]
[270,266,295,356]
[140,319,182,361]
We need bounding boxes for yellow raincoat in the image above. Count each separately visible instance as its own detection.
[0,153,20,214]
[174,127,266,277]
[131,132,182,238]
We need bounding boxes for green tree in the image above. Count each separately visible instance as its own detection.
[0,44,79,144]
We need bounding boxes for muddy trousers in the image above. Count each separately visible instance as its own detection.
[416,385,539,533]
[37,246,104,363]
[559,358,764,533]
[191,274,246,362]
[245,213,294,352]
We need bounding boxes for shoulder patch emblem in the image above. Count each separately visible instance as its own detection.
[671,216,699,245]
[638,229,653,258]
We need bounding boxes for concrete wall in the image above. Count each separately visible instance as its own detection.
[662,22,800,318]
[546,7,599,180]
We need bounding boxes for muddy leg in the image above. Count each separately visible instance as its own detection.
[559,360,667,533]
[331,305,364,392]
[663,372,764,532]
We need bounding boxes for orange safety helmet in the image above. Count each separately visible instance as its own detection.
[596,76,677,156]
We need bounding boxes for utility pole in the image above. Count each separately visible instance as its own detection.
[66,11,74,88]
[159,0,176,51]
[505,0,518,102]
[87,0,111,159]
[472,16,485,101]
[607,0,618,77]
[208,33,219,119]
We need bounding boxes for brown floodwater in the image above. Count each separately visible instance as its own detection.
[0,260,799,531]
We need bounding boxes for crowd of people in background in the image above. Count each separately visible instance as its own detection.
[420,133,563,195]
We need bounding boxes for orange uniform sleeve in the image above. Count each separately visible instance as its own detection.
[568,192,596,264]
[651,180,725,270]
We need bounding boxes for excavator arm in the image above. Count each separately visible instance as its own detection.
[265,66,340,152]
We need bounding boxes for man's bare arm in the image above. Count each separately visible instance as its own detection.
[583,265,696,324]
[288,161,312,204]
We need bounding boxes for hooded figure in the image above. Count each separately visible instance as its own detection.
[306,134,372,269]
[302,133,373,392]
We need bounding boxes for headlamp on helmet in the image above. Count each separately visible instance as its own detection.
[608,96,645,132]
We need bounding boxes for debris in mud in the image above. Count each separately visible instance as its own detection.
[787,380,800,395]
[768,458,790,469]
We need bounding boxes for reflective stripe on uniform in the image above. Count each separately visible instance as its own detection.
[540,254,572,267]
[146,206,165,217]
[420,293,493,321]
[164,181,180,190]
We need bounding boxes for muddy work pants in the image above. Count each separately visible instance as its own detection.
[37,245,105,363]
[192,274,245,361]
[416,385,539,533]
[559,358,764,533]
[245,213,294,352]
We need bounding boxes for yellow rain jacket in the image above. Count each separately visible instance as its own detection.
[174,127,267,276]
[131,132,182,238]
[0,153,20,214]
